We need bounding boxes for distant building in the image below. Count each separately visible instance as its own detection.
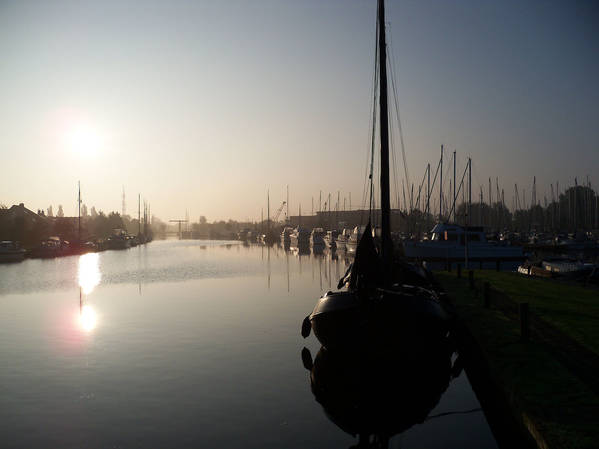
[288,208,406,230]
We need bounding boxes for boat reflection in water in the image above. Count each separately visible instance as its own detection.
[301,335,460,449]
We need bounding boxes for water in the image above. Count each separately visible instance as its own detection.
[0,240,499,448]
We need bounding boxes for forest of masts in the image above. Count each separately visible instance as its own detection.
[394,146,599,235]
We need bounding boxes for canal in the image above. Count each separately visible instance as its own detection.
[0,240,499,448]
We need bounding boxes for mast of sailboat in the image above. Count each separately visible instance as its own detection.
[439,145,443,221]
[377,0,392,276]
[78,181,81,242]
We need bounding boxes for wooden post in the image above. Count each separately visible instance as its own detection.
[483,281,490,307]
[469,270,474,289]
[457,264,462,278]
[520,303,530,341]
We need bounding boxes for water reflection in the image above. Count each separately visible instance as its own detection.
[301,336,459,448]
[78,252,101,295]
[77,252,101,332]
[79,304,98,332]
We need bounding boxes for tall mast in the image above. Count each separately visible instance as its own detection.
[439,145,443,220]
[138,193,141,235]
[453,150,456,223]
[78,181,81,242]
[378,0,392,274]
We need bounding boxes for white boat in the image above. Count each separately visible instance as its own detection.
[402,223,523,262]
[334,229,351,251]
[345,226,366,255]
[0,241,26,263]
[323,230,339,250]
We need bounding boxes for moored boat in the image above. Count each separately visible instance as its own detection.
[0,241,26,263]
[402,223,524,262]
[290,227,310,251]
[301,0,450,352]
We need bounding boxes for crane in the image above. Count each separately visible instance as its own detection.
[169,219,188,239]
[272,201,286,223]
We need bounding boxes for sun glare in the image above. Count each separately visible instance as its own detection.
[65,120,102,156]
[78,253,101,295]
[79,305,98,332]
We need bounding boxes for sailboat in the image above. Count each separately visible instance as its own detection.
[301,0,449,351]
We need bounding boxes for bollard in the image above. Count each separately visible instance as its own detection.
[457,264,462,278]
[483,281,490,307]
[520,303,530,341]
[469,270,474,289]
[496,260,500,271]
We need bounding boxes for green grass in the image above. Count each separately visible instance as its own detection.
[435,272,599,449]
[456,270,599,355]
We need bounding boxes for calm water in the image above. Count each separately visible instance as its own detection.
[0,240,499,448]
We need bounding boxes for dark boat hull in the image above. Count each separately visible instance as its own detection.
[309,288,449,351]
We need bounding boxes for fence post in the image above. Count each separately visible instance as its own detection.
[483,281,490,308]
[520,303,530,341]
[468,270,474,289]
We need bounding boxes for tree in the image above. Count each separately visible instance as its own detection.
[57,205,64,217]
[47,205,53,217]
[81,204,88,217]
[90,206,98,218]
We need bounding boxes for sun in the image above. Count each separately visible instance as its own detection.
[65,120,102,156]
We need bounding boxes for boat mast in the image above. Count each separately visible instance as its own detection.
[439,145,443,221]
[378,0,393,275]
[78,181,81,242]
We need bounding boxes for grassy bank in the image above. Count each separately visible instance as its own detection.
[435,270,599,449]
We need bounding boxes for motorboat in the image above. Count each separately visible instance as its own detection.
[310,227,326,250]
[290,227,310,251]
[402,223,524,262]
[0,241,26,263]
[106,229,131,250]
[29,236,68,258]
[345,225,366,255]
[323,230,339,250]
[335,229,350,252]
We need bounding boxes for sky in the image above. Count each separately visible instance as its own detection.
[1,0,598,222]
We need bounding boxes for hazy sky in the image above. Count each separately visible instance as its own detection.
[1,0,598,221]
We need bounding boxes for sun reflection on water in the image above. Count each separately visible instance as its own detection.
[79,305,97,332]
[78,253,101,295]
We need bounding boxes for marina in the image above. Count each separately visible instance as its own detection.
[1,0,598,447]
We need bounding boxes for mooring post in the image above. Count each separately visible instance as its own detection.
[520,303,530,341]
[496,260,500,271]
[468,270,474,289]
[457,264,461,278]
[483,281,490,307]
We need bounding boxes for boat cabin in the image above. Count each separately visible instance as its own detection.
[429,223,487,246]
